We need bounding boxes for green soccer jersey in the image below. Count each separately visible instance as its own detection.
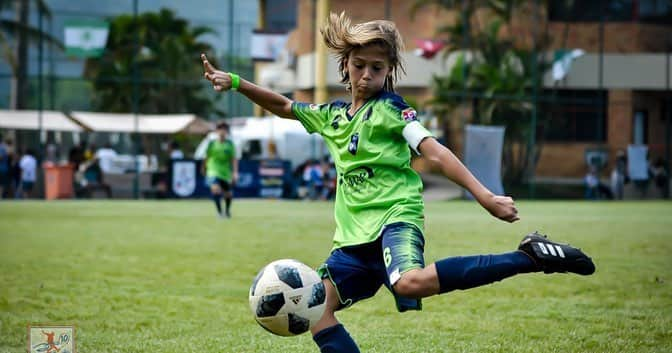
[206,139,236,182]
[292,91,433,249]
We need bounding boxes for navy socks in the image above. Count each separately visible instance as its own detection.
[435,251,536,294]
[212,195,222,215]
[313,324,361,353]
[225,196,231,214]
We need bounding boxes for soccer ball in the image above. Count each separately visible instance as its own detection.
[248,259,327,336]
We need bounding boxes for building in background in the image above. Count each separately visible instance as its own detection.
[0,0,258,118]
[254,0,671,181]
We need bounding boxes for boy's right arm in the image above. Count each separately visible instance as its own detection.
[201,54,295,120]
[418,137,519,223]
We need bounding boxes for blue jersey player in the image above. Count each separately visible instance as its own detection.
[202,11,595,353]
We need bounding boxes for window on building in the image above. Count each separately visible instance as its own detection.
[541,90,608,142]
[637,0,672,24]
[549,0,672,23]
[264,0,297,32]
[548,0,634,22]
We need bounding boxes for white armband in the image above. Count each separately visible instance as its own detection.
[402,121,433,155]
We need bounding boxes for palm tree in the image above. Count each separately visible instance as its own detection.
[0,0,63,109]
[413,0,552,184]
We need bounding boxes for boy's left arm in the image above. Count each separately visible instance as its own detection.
[418,137,519,223]
[232,156,239,184]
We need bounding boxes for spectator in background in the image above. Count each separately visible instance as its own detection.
[45,140,59,164]
[584,167,599,200]
[74,157,112,198]
[585,165,612,200]
[169,140,185,160]
[309,159,325,200]
[4,138,17,198]
[610,150,628,200]
[651,157,669,196]
[68,142,86,172]
[302,159,324,200]
[322,157,337,200]
[84,143,96,161]
[10,144,21,198]
[95,143,117,173]
[18,148,37,199]
[0,135,9,198]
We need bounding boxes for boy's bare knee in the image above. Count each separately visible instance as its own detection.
[393,267,439,298]
[393,273,424,298]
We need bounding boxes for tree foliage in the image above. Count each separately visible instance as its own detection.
[414,0,553,183]
[84,8,222,117]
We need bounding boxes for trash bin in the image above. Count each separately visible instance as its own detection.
[44,163,74,200]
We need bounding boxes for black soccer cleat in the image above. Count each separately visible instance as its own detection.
[518,231,595,275]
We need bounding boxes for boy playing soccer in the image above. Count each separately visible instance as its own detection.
[203,122,238,218]
[202,12,594,352]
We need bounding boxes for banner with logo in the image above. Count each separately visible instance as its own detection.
[172,161,197,197]
[258,159,291,198]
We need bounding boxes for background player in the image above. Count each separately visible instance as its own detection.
[203,122,238,218]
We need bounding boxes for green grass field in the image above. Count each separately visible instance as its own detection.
[1,200,671,353]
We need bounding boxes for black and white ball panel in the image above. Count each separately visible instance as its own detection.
[274,262,304,289]
[248,259,327,336]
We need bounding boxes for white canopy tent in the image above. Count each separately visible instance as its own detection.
[0,110,84,132]
[194,116,326,167]
[69,111,212,134]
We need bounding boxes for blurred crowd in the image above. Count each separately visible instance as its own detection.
[294,157,336,201]
[0,133,187,200]
[0,134,37,199]
[584,149,669,200]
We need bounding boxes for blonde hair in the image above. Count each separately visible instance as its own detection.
[320,12,405,92]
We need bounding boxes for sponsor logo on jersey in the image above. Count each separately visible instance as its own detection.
[401,108,417,122]
[340,166,374,191]
[309,104,319,110]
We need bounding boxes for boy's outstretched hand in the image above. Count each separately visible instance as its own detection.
[201,53,231,92]
[483,194,519,223]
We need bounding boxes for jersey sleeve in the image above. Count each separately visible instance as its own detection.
[228,140,238,160]
[291,102,331,134]
[380,94,433,155]
[205,140,213,158]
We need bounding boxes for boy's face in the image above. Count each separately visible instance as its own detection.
[346,44,391,99]
[216,128,228,140]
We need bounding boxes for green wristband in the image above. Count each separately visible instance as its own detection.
[229,72,240,91]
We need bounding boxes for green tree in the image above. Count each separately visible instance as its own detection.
[84,8,223,117]
[413,0,553,184]
[0,0,63,109]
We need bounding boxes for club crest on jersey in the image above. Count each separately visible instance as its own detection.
[401,108,417,122]
[348,133,359,155]
[309,104,319,110]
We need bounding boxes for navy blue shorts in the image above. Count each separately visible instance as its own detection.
[317,222,426,312]
[205,176,231,191]
[21,181,34,192]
